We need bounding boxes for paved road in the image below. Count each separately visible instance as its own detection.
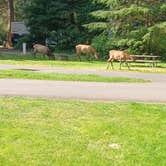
[0,64,166,102]
[0,79,165,103]
[0,64,166,82]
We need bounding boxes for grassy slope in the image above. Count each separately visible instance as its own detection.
[0,70,148,83]
[0,53,166,73]
[0,97,165,166]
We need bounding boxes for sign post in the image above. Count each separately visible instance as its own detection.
[23,43,26,54]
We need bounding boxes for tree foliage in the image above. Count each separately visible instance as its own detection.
[24,0,100,49]
[0,0,165,60]
[0,0,27,45]
[89,0,166,59]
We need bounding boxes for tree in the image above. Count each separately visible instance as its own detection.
[0,0,7,44]
[87,0,166,59]
[0,0,27,47]
[24,0,100,49]
[14,0,27,21]
[5,0,14,48]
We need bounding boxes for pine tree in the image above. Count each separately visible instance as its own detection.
[88,0,166,59]
[24,0,96,49]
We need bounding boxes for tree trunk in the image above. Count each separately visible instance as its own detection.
[5,0,14,48]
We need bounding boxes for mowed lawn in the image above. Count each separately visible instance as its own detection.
[0,97,165,166]
[0,70,148,83]
[0,53,166,73]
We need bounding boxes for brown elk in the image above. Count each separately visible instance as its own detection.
[75,44,99,61]
[107,50,134,70]
[33,44,55,60]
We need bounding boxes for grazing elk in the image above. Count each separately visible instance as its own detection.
[107,50,134,70]
[75,44,99,61]
[33,44,55,60]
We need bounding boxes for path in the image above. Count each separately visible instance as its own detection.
[0,64,166,102]
[0,64,166,82]
[0,79,165,103]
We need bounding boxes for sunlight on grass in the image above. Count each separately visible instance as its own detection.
[0,97,165,166]
[0,70,148,83]
[0,53,166,73]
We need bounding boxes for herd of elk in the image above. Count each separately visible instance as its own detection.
[33,43,134,69]
[75,45,134,69]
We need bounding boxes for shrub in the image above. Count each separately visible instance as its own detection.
[0,31,6,45]
[52,27,88,50]
[92,34,119,60]
[14,34,35,51]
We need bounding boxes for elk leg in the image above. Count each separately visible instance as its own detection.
[76,52,81,61]
[125,61,130,70]
[86,54,90,61]
[119,61,122,70]
[107,58,114,69]
[110,61,114,69]
[77,55,81,61]
[33,50,36,58]
[106,62,110,69]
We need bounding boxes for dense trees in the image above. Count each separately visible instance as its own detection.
[89,0,166,59]
[0,0,165,59]
[24,0,100,49]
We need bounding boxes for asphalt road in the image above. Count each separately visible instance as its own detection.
[0,64,166,102]
[0,64,166,82]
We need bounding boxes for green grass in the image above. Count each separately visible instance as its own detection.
[0,53,166,73]
[0,97,165,166]
[0,70,148,83]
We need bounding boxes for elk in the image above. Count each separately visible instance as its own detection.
[107,50,134,70]
[75,44,99,61]
[33,44,55,60]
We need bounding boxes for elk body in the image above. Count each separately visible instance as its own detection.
[75,44,99,61]
[107,50,134,70]
[33,44,55,60]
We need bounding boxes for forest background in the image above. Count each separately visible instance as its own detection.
[0,0,165,60]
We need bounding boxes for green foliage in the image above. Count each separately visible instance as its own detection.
[0,0,7,37]
[92,34,115,59]
[49,27,87,50]
[1,0,165,60]
[24,0,100,50]
[0,30,6,45]
[142,22,166,59]
[14,34,34,50]
[89,0,166,60]
[14,0,28,21]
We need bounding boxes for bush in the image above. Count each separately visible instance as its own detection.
[142,23,166,60]
[14,34,35,51]
[51,26,88,50]
[92,34,118,60]
[0,31,6,45]
[92,23,166,61]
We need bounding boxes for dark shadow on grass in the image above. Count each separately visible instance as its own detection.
[15,69,39,71]
[130,63,165,68]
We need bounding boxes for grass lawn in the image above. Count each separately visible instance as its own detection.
[0,53,166,73]
[0,70,148,83]
[0,97,165,166]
